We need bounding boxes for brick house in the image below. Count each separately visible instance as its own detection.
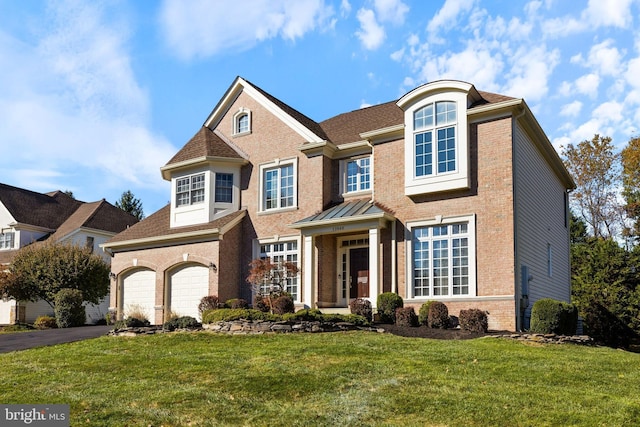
[0,183,138,324]
[102,77,574,331]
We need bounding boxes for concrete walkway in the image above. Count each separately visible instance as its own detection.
[0,325,111,353]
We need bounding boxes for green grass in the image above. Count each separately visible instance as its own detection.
[1,332,639,426]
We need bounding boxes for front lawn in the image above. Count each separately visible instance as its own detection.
[1,331,638,426]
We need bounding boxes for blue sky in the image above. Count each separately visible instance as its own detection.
[1,0,639,215]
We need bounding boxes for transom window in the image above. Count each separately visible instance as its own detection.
[414,101,457,177]
[176,173,205,207]
[215,173,233,203]
[259,241,299,301]
[346,157,371,193]
[412,222,470,297]
[263,164,294,210]
[0,232,14,250]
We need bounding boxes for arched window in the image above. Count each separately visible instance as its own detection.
[414,101,457,177]
[233,108,251,135]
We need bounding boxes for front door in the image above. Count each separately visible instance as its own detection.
[349,247,369,299]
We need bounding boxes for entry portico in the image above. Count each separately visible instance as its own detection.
[291,199,395,310]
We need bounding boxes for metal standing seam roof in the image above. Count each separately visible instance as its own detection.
[292,199,392,226]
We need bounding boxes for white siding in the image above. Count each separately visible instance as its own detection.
[0,299,16,324]
[24,300,55,323]
[513,122,571,327]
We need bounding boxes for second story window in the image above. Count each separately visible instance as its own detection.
[237,114,249,133]
[176,173,205,207]
[233,108,251,135]
[0,231,14,250]
[346,157,371,193]
[414,101,457,177]
[215,173,234,203]
[263,164,294,211]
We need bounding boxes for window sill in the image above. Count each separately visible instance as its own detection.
[232,130,251,138]
[257,206,298,216]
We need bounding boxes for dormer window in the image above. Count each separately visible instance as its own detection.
[398,81,472,196]
[233,108,251,136]
[414,101,457,177]
[176,173,205,207]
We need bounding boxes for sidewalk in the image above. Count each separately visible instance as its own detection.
[0,325,111,353]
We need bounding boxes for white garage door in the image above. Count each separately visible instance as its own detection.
[0,299,15,324]
[122,269,156,323]
[170,264,209,320]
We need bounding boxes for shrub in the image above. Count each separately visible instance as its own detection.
[418,301,434,326]
[226,298,249,309]
[198,295,220,314]
[253,294,270,312]
[582,302,635,348]
[350,298,373,322]
[377,292,404,324]
[114,316,151,329]
[125,304,150,324]
[283,308,323,322]
[272,294,295,315]
[34,315,57,330]
[395,307,418,327]
[459,309,488,333]
[54,288,86,328]
[529,298,578,335]
[202,308,282,323]
[428,301,450,329]
[163,316,201,331]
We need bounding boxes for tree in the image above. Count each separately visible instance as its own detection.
[63,190,75,199]
[562,134,621,239]
[621,136,640,244]
[246,258,299,314]
[115,190,144,220]
[0,242,110,308]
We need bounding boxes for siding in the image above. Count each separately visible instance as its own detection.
[513,120,571,327]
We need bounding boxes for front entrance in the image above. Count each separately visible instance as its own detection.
[349,247,369,299]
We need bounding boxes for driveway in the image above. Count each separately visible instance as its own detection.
[0,325,111,353]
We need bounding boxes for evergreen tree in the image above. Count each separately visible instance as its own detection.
[115,190,144,220]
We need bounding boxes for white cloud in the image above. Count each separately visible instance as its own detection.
[586,39,624,77]
[427,0,476,41]
[422,46,503,92]
[502,45,559,102]
[625,56,640,89]
[159,0,335,60]
[0,1,175,203]
[575,73,601,98]
[560,101,583,117]
[373,0,409,25]
[584,0,634,29]
[356,8,385,50]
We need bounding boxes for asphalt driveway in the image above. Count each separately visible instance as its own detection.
[0,325,111,353]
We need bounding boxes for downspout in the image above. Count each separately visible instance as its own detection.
[513,104,527,331]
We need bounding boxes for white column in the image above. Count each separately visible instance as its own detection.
[368,228,379,309]
[303,235,314,309]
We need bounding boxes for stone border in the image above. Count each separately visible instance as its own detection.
[490,333,595,345]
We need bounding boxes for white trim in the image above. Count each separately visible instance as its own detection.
[340,155,373,197]
[336,234,370,307]
[369,228,380,309]
[405,214,477,300]
[303,235,314,309]
[252,235,302,304]
[232,107,251,136]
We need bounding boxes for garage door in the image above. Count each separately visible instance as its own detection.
[170,264,209,320]
[122,268,156,323]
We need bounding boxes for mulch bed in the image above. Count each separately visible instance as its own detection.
[377,324,508,340]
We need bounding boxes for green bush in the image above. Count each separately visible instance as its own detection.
[272,294,295,315]
[337,314,369,326]
[350,298,373,322]
[253,294,269,312]
[459,309,488,333]
[396,307,418,327]
[114,316,151,329]
[283,309,323,322]
[198,295,220,314]
[34,315,57,330]
[202,308,282,323]
[529,298,578,335]
[582,302,635,347]
[418,301,434,326]
[163,316,201,331]
[377,292,404,324]
[428,301,450,329]
[225,298,249,309]
[54,288,86,328]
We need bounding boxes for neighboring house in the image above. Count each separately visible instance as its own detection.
[102,77,575,331]
[0,183,138,324]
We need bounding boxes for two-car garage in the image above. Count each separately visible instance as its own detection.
[121,263,209,324]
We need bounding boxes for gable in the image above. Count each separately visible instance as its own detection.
[203,76,326,144]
